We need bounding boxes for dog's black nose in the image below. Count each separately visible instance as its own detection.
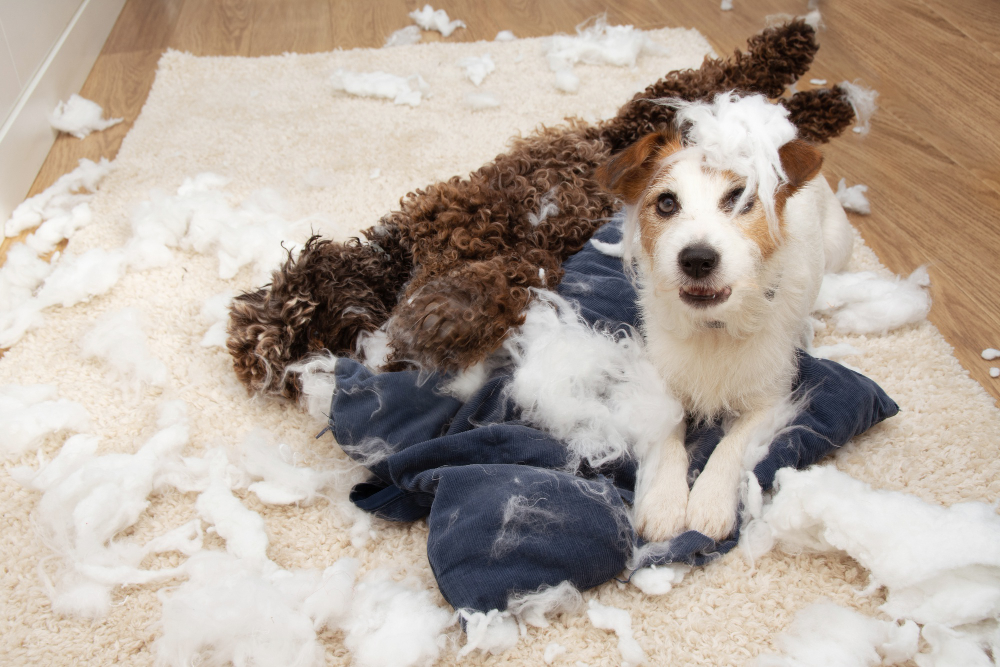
[678,245,719,279]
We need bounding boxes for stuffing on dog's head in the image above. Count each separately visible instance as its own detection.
[598,92,822,335]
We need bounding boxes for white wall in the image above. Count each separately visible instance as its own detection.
[0,0,125,221]
[0,0,86,123]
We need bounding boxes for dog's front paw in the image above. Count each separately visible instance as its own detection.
[685,474,739,541]
[634,483,689,543]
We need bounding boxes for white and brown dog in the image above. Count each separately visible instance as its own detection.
[597,94,853,542]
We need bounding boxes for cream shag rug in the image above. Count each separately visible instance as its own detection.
[2,27,999,666]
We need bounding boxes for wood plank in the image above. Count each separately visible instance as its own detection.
[168,0,254,56]
[102,0,186,54]
[919,0,1000,61]
[249,0,333,56]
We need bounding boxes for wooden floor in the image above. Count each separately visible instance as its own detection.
[3,0,1000,402]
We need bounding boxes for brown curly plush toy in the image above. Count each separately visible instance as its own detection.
[228,20,856,399]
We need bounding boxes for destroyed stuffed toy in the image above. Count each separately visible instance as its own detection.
[228,19,858,399]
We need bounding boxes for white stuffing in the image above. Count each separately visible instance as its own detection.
[330,69,429,107]
[0,247,128,349]
[838,80,879,135]
[528,188,560,226]
[753,602,919,667]
[438,360,490,401]
[545,16,668,72]
[343,568,454,667]
[800,9,823,31]
[238,429,336,505]
[25,202,93,254]
[155,552,353,667]
[991,368,999,378]
[370,168,382,180]
[199,292,234,348]
[495,30,516,41]
[286,351,340,422]
[589,237,624,258]
[915,624,995,667]
[811,342,864,361]
[507,581,584,628]
[810,78,828,85]
[48,94,122,139]
[384,25,422,48]
[0,384,90,459]
[630,563,690,595]
[554,69,580,94]
[835,178,871,215]
[721,0,734,10]
[465,91,501,110]
[78,308,169,390]
[0,244,53,311]
[357,327,391,370]
[408,4,465,37]
[982,348,1000,361]
[459,609,521,657]
[544,642,568,664]
[457,54,495,86]
[506,291,684,470]
[126,174,307,280]
[10,401,193,618]
[587,600,647,666]
[813,267,931,334]
[668,92,798,233]
[4,157,111,238]
[195,448,271,568]
[753,466,1000,628]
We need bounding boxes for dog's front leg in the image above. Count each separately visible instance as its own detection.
[633,421,690,542]
[685,407,771,541]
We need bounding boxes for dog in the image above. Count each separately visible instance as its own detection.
[226,21,860,400]
[597,93,853,542]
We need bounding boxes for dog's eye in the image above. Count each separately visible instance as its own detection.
[657,193,678,216]
[723,187,755,214]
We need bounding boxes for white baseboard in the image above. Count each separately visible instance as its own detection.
[0,0,126,223]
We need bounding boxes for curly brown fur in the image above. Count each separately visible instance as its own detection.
[779,87,856,143]
[229,20,856,399]
[227,228,411,399]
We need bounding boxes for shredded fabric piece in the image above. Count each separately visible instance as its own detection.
[545,15,668,72]
[587,600,647,666]
[495,30,516,41]
[835,178,871,214]
[48,94,122,139]
[330,69,429,107]
[813,267,931,334]
[384,25,422,48]
[78,308,169,390]
[752,466,1000,627]
[0,384,90,459]
[589,237,624,258]
[4,157,111,238]
[838,80,879,134]
[754,602,919,667]
[457,54,495,86]
[408,4,466,37]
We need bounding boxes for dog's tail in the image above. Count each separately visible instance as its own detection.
[227,227,412,399]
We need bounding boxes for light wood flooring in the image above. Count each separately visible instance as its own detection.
[3,0,999,402]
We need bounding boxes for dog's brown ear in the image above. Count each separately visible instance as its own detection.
[778,139,823,189]
[597,131,679,204]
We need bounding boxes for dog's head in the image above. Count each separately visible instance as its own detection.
[597,124,822,335]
